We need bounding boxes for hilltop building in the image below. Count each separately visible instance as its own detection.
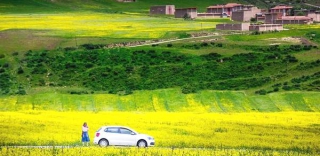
[249,24,283,31]
[150,5,175,15]
[197,13,222,19]
[310,11,320,22]
[274,16,313,24]
[175,8,197,19]
[294,9,320,22]
[170,2,314,25]
[270,5,293,16]
[255,11,268,22]
[216,23,283,32]
[231,7,261,22]
[206,3,243,16]
[265,13,283,24]
[216,23,250,31]
[265,12,313,24]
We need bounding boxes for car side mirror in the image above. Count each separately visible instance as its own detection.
[131,132,136,135]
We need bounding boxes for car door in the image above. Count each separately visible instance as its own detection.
[104,127,121,145]
[118,128,137,146]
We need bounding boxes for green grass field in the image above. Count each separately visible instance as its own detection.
[0,89,319,112]
[0,0,311,14]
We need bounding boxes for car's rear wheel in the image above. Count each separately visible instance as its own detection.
[99,139,109,147]
[137,140,147,148]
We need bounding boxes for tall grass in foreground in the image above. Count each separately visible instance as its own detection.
[0,147,316,156]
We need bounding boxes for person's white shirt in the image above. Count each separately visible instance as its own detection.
[82,126,89,132]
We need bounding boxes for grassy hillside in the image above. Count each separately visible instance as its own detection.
[0,0,236,13]
[239,0,320,10]
[0,28,319,97]
[0,0,319,113]
[1,0,318,14]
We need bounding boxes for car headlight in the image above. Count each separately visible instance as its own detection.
[147,137,154,140]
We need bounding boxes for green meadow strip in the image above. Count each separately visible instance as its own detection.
[0,89,319,112]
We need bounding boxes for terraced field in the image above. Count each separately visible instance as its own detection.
[0,89,319,112]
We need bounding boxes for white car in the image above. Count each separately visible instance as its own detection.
[93,126,155,147]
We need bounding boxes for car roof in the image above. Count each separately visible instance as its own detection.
[98,126,141,134]
[100,125,133,129]
[102,126,138,132]
[104,125,128,128]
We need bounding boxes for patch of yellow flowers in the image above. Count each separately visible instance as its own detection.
[285,24,320,29]
[0,111,319,155]
[0,13,216,38]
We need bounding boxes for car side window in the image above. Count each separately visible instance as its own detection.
[119,128,133,135]
[105,127,119,133]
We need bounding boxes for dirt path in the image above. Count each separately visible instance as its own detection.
[126,32,245,48]
[127,34,219,48]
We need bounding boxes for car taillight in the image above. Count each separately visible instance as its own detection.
[96,133,100,137]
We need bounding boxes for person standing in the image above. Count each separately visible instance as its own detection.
[82,122,90,146]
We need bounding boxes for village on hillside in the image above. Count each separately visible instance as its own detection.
[149,3,320,32]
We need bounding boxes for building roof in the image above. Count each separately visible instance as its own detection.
[207,5,224,9]
[250,24,283,26]
[175,7,197,10]
[233,7,260,12]
[225,3,242,8]
[280,16,312,20]
[151,5,174,7]
[197,13,221,15]
[207,3,242,9]
[265,12,282,15]
[271,5,293,10]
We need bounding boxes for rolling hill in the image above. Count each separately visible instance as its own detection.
[0,33,319,96]
[1,0,319,13]
[0,0,319,112]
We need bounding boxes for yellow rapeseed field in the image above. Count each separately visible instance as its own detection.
[0,146,315,156]
[0,111,319,155]
[285,24,320,29]
[0,13,216,38]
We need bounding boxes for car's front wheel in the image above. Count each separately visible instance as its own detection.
[99,139,109,147]
[137,140,147,148]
